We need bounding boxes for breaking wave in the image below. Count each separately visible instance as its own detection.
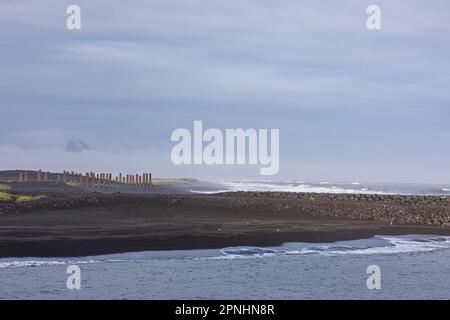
[219,235,450,258]
[193,181,387,195]
[0,259,131,269]
[2,235,449,268]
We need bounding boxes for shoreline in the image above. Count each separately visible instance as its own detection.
[1,192,450,258]
[1,227,450,258]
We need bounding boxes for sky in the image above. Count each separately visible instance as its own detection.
[1,0,450,183]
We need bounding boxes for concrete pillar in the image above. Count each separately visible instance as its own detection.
[108,173,112,188]
[148,173,152,187]
[37,169,42,182]
[44,172,49,182]
[119,173,122,184]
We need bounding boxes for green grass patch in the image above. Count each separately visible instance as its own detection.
[0,184,11,191]
[0,192,12,202]
[15,195,47,203]
[152,178,197,186]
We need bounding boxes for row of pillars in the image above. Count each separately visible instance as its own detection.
[117,173,152,187]
[74,172,113,189]
[18,170,49,182]
[62,171,152,189]
[17,170,152,189]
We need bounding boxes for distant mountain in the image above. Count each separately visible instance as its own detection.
[65,141,91,153]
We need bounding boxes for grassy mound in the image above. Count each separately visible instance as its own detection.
[15,195,47,203]
[152,178,197,186]
[0,184,11,191]
[0,191,46,203]
[0,192,12,202]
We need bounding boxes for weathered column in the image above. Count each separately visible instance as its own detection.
[119,173,122,184]
[44,172,49,182]
[148,173,152,187]
[91,172,95,189]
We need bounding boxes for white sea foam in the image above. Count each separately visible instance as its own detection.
[0,259,129,269]
[217,235,450,259]
[2,236,448,268]
[194,181,386,195]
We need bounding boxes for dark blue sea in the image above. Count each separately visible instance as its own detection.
[1,235,449,299]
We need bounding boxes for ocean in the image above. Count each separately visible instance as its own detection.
[188,180,450,196]
[1,235,449,299]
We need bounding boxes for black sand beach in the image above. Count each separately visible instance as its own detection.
[1,187,450,257]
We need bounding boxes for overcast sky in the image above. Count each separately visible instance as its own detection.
[1,0,450,183]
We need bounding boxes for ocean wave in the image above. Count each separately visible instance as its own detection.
[218,235,450,259]
[196,181,387,195]
[0,259,130,269]
[2,235,449,268]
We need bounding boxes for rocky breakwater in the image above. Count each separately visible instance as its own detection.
[157,192,450,227]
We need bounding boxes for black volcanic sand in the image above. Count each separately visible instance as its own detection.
[0,191,449,258]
